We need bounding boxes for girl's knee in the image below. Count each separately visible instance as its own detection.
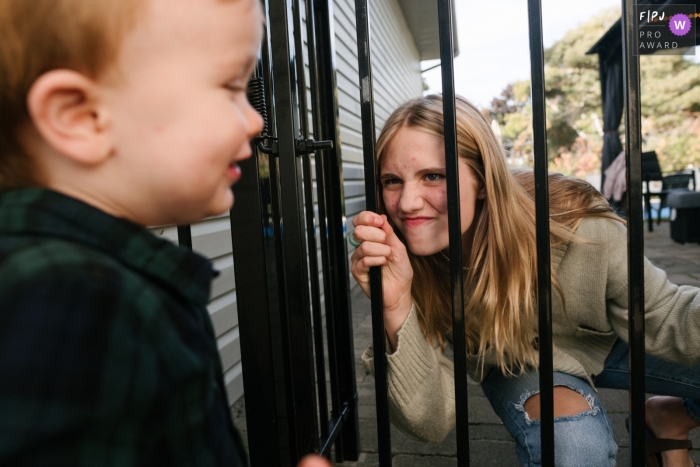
[517,418,617,466]
[552,419,617,467]
[522,386,594,421]
[552,408,617,467]
[514,389,617,466]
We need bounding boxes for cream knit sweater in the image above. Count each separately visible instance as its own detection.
[362,216,700,443]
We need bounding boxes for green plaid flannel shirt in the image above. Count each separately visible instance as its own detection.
[0,189,247,466]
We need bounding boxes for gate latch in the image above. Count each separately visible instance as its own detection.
[296,137,334,155]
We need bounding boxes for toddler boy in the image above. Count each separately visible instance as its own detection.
[0,0,264,464]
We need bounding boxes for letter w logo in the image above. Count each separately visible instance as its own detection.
[674,20,686,29]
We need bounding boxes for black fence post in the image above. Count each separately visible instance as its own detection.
[230,4,293,463]
[268,0,320,460]
[353,1,391,466]
[305,0,344,456]
[177,225,193,250]
[436,1,470,466]
[525,1,555,466]
[621,1,646,465]
[311,0,360,461]
[291,0,330,443]
[230,137,290,467]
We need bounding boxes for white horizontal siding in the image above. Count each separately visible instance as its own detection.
[333,0,422,227]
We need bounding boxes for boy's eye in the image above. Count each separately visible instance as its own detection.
[424,173,443,182]
[224,83,248,94]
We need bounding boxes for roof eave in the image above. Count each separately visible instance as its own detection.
[397,0,460,61]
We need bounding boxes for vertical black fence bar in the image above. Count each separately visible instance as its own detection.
[305,0,343,458]
[292,0,330,441]
[261,9,298,462]
[177,225,192,250]
[621,1,645,464]
[353,1,391,466]
[526,1,555,465]
[311,0,361,461]
[436,2,469,466]
[268,0,320,460]
[305,0,345,454]
[231,54,289,464]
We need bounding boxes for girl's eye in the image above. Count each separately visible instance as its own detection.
[425,173,442,181]
[383,178,401,187]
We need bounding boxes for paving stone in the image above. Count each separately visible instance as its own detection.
[597,388,629,413]
[608,412,629,448]
[615,447,628,466]
[357,385,379,400]
[340,452,379,467]
[467,424,512,441]
[692,429,700,448]
[463,440,518,466]
[238,430,248,451]
[466,398,502,425]
[233,416,247,434]
[359,421,457,456]
[392,454,457,467]
[359,404,378,419]
[391,427,457,456]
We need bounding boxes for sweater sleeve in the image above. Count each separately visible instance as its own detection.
[604,220,700,364]
[362,303,456,443]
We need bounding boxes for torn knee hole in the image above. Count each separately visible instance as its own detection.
[522,386,593,421]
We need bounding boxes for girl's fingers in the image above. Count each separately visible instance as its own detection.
[352,211,383,228]
[351,250,388,274]
[298,454,331,467]
[378,215,405,250]
[350,241,391,281]
[352,224,387,244]
[357,255,387,270]
[356,241,391,258]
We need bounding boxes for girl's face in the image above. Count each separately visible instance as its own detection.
[381,127,485,257]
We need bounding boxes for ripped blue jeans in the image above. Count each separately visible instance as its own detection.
[481,339,700,467]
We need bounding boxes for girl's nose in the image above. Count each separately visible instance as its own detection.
[398,182,424,214]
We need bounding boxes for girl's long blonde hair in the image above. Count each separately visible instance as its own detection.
[376,95,621,375]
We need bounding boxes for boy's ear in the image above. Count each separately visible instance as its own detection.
[26,70,113,166]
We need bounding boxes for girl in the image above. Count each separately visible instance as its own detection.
[350,95,700,467]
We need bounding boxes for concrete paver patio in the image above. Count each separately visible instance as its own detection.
[233,221,700,466]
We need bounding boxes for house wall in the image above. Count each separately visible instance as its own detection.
[151,0,422,408]
[333,0,422,260]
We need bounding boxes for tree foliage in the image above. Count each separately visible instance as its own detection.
[484,7,700,177]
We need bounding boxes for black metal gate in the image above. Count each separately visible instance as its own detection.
[213,0,652,466]
[229,0,360,465]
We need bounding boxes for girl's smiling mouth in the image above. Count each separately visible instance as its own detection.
[402,216,434,227]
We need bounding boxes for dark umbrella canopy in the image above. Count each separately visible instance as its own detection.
[600,52,623,189]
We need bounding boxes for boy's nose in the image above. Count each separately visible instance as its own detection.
[246,102,265,139]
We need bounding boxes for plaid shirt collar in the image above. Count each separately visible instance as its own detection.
[0,188,216,308]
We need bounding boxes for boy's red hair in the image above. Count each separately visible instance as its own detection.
[0,0,141,190]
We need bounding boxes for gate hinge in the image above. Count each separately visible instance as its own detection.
[296,137,333,155]
[255,136,278,155]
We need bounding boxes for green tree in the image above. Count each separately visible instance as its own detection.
[485,7,700,176]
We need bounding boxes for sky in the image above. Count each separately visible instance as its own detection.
[421,0,623,108]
